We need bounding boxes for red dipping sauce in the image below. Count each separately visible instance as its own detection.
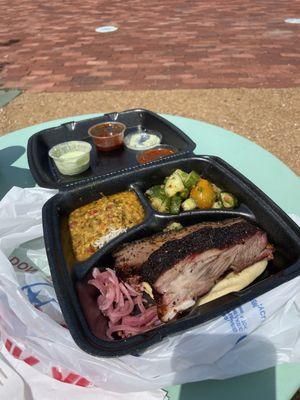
[88,122,125,152]
[137,147,176,164]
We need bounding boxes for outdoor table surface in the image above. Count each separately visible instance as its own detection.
[0,113,299,400]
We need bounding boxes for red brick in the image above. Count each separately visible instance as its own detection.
[29,82,55,91]
[101,79,129,85]
[31,70,53,76]
[90,71,112,77]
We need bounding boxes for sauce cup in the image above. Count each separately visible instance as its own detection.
[88,122,126,152]
[49,141,92,176]
[136,144,178,164]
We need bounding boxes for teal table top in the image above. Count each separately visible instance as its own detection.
[0,114,299,400]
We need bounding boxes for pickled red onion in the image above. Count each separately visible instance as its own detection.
[88,268,161,339]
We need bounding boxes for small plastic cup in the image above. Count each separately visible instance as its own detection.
[136,144,178,164]
[124,130,162,151]
[49,141,92,176]
[88,121,126,151]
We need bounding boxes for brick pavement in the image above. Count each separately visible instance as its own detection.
[0,0,299,91]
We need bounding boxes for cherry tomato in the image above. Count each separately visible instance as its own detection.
[190,179,216,209]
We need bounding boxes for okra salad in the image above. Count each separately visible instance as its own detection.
[145,169,238,214]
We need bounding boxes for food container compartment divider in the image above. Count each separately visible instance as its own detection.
[71,179,257,281]
[74,208,257,281]
[74,221,152,281]
[58,182,154,280]
[42,155,300,357]
[150,204,256,222]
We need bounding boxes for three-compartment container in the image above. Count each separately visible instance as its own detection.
[28,109,300,357]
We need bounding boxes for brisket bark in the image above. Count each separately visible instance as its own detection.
[139,219,273,321]
[113,218,244,277]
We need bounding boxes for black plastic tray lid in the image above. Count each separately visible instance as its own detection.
[27,109,196,190]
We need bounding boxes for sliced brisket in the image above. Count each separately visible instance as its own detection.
[139,219,273,322]
[113,218,244,277]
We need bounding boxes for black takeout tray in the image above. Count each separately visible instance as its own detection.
[42,155,300,357]
[27,109,196,189]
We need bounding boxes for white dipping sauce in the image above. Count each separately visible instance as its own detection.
[125,132,161,150]
[59,151,85,160]
[56,150,90,175]
[49,141,92,176]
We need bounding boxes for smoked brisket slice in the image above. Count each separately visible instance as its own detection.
[113,218,244,277]
[139,219,273,322]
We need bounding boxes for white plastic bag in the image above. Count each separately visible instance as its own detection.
[0,186,299,393]
[1,346,164,400]
[0,187,166,399]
